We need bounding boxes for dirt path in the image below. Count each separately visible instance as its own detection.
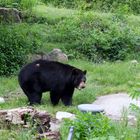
[92,93,140,121]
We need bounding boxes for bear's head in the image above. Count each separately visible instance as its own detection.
[72,69,87,90]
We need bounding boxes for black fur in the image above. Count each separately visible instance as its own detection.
[18,59,86,106]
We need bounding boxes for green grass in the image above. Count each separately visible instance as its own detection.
[0,129,34,140]
[33,4,77,19]
[61,113,140,140]
[1,3,140,139]
[33,4,140,27]
[1,60,140,111]
[29,4,140,63]
[1,60,140,139]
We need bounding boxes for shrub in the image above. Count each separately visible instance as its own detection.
[45,12,139,62]
[0,0,38,10]
[61,111,138,139]
[42,0,76,8]
[0,0,14,7]
[61,112,112,139]
[20,0,38,10]
[42,0,140,15]
[0,24,42,76]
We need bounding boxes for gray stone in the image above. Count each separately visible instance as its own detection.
[50,119,61,132]
[130,60,138,65]
[56,111,75,121]
[47,48,68,62]
[78,104,104,113]
[29,49,68,63]
[0,8,21,23]
[0,97,5,103]
[0,107,61,139]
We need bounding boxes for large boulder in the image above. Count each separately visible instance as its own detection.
[0,107,61,140]
[56,111,75,121]
[29,48,68,63]
[46,48,68,62]
[0,7,21,23]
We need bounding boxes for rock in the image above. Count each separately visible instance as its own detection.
[33,111,51,133]
[2,107,36,125]
[78,104,104,114]
[47,48,68,62]
[130,60,138,65]
[0,107,61,139]
[37,131,60,140]
[128,115,137,125]
[56,111,75,121]
[28,53,45,62]
[0,97,5,103]
[50,118,61,132]
[29,49,68,63]
[0,8,21,23]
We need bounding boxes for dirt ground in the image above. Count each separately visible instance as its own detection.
[92,93,140,122]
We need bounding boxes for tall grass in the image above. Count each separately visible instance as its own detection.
[1,60,140,109]
[31,5,140,62]
[1,60,140,139]
[0,0,38,10]
[20,0,38,10]
[42,0,140,15]
[61,111,140,140]
[0,129,34,140]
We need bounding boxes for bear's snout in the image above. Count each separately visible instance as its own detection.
[77,81,86,90]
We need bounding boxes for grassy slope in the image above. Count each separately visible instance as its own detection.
[32,4,140,54]
[33,5,77,19]
[1,60,140,112]
[1,60,140,139]
[33,4,140,27]
[33,4,140,20]
[1,4,140,112]
[1,4,140,139]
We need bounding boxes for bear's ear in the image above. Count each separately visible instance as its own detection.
[83,70,87,75]
[72,69,79,75]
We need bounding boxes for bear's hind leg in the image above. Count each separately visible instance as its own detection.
[50,91,60,106]
[21,82,42,105]
[29,92,42,105]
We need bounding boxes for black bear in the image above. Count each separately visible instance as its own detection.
[18,59,87,106]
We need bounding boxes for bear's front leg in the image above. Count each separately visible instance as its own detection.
[61,95,72,106]
[61,88,74,106]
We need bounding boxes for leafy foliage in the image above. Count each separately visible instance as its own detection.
[0,24,42,76]
[45,12,139,62]
[42,0,140,14]
[62,112,112,140]
[61,107,140,139]
[0,0,38,10]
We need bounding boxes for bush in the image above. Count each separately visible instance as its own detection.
[42,0,140,15]
[61,112,112,139]
[45,12,139,62]
[20,0,38,10]
[0,0,38,10]
[42,0,76,8]
[61,111,138,139]
[0,24,42,76]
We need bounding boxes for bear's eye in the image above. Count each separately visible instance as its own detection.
[82,77,86,83]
